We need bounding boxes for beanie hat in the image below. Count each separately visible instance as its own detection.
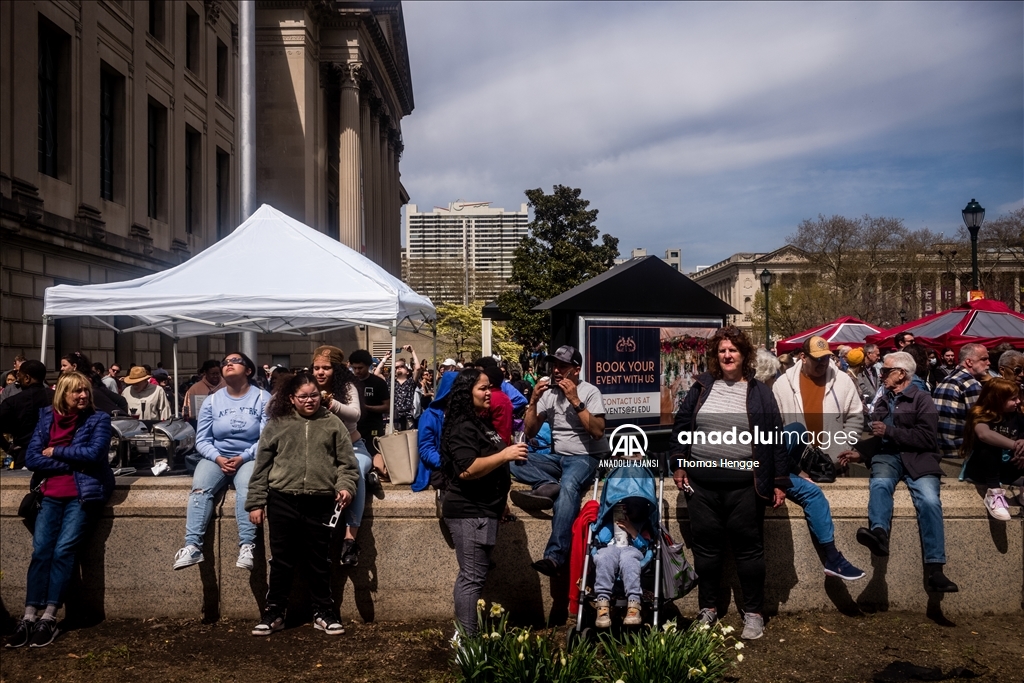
[846,348,865,367]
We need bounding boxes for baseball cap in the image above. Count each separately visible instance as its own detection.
[803,336,832,359]
[547,345,582,366]
[441,358,458,367]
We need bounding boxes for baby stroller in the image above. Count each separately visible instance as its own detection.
[568,461,668,642]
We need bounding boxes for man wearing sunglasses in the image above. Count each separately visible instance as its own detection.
[841,351,958,594]
[933,343,990,459]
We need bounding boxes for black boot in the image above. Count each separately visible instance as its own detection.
[925,563,958,593]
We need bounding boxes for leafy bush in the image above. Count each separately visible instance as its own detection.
[601,620,742,683]
[452,602,743,683]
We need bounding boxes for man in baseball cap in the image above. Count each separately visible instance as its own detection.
[510,344,609,576]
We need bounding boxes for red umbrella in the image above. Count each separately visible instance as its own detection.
[864,299,1024,351]
[776,316,885,354]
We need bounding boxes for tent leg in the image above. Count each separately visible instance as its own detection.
[387,323,397,434]
[172,339,180,418]
[40,316,49,368]
[432,322,437,374]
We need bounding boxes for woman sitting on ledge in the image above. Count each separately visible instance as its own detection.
[8,372,114,649]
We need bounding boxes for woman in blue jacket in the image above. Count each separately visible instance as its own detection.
[8,372,114,649]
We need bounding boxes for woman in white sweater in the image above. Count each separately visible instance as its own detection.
[311,345,375,567]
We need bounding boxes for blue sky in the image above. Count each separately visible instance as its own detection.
[399,1,1023,272]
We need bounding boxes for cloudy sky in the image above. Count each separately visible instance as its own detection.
[399,2,1023,272]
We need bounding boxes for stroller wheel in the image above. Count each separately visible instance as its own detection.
[566,626,592,649]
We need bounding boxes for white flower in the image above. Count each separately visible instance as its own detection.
[518,652,525,661]
[490,631,500,640]
[560,656,567,667]
[735,642,745,650]
[720,625,735,635]
[477,599,486,610]
[615,679,626,683]
[689,668,701,677]
[699,623,710,631]
[662,621,677,632]
[737,653,744,662]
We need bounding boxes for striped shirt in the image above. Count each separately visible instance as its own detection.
[688,381,752,485]
[932,368,982,458]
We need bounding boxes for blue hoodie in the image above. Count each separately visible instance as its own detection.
[413,371,457,491]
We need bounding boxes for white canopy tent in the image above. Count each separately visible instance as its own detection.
[42,204,436,427]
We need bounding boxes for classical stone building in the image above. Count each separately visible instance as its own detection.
[690,244,1023,336]
[0,0,413,373]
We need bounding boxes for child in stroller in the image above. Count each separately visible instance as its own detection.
[592,495,654,628]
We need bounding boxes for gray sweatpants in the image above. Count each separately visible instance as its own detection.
[445,517,498,635]
[593,544,644,601]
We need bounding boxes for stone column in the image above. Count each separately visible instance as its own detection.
[359,88,373,254]
[338,62,363,251]
[368,104,382,264]
[385,136,396,275]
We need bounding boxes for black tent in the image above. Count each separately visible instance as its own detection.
[533,256,739,348]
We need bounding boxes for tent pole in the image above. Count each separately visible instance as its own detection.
[388,322,397,434]
[172,338,180,418]
[432,321,437,373]
[40,316,49,368]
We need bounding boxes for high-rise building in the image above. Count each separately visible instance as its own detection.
[614,247,683,272]
[404,201,530,304]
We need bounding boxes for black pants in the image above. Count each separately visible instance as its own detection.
[687,481,766,614]
[266,489,336,615]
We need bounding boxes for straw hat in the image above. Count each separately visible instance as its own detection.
[123,366,151,385]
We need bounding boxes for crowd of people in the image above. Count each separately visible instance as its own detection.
[1,329,1021,647]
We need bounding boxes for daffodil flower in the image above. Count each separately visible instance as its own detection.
[490,603,504,617]
[518,652,524,661]
[737,653,744,662]
[490,631,500,640]
[735,642,745,650]
[721,625,735,634]
[560,656,567,667]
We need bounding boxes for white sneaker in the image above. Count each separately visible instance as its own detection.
[741,612,764,640]
[236,543,255,570]
[173,545,204,570]
[984,488,1011,521]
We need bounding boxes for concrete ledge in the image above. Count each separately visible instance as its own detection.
[1,472,1021,623]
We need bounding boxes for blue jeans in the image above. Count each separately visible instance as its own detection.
[868,453,946,564]
[26,497,96,607]
[511,452,598,566]
[593,544,643,601]
[781,422,836,546]
[185,457,257,548]
[345,439,373,529]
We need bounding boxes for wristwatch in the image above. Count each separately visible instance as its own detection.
[572,401,586,413]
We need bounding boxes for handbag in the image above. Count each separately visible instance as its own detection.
[798,444,837,483]
[17,472,45,528]
[374,429,420,486]
[658,523,697,600]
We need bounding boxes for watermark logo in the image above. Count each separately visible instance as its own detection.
[610,424,648,458]
[615,336,637,353]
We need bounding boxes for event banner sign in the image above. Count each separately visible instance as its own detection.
[582,318,722,427]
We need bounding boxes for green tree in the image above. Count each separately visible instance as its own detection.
[435,302,482,362]
[497,185,619,351]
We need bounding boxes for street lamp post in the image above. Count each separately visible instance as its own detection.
[962,198,985,291]
[760,268,774,349]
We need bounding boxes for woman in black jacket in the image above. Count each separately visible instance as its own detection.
[440,369,527,635]
[671,326,790,640]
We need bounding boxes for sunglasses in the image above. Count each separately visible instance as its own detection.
[221,358,245,367]
[880,367,904,377]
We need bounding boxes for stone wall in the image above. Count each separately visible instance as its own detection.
[0,473,1020,624]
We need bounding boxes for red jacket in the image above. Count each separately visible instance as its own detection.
[568,499,600,612]
[488,388,514,445]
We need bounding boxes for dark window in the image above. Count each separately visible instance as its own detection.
[147,100,167,220]
[185,127,201,235]
[216,39,228,98]
[99,64,125,203]
[148,0,165,42]
[38,17,69,178]
[185,5,200,73]
[216,148,229,239]
[327,192,339,240]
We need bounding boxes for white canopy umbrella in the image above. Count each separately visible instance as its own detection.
[42,204,436,425]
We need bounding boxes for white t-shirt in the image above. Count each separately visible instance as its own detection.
[535,379,609,455]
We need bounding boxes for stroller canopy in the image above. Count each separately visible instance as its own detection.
[595,466,661,534]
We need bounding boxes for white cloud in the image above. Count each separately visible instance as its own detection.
[399,1,1023,264]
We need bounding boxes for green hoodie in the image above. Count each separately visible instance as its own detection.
[245,407,359,510]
